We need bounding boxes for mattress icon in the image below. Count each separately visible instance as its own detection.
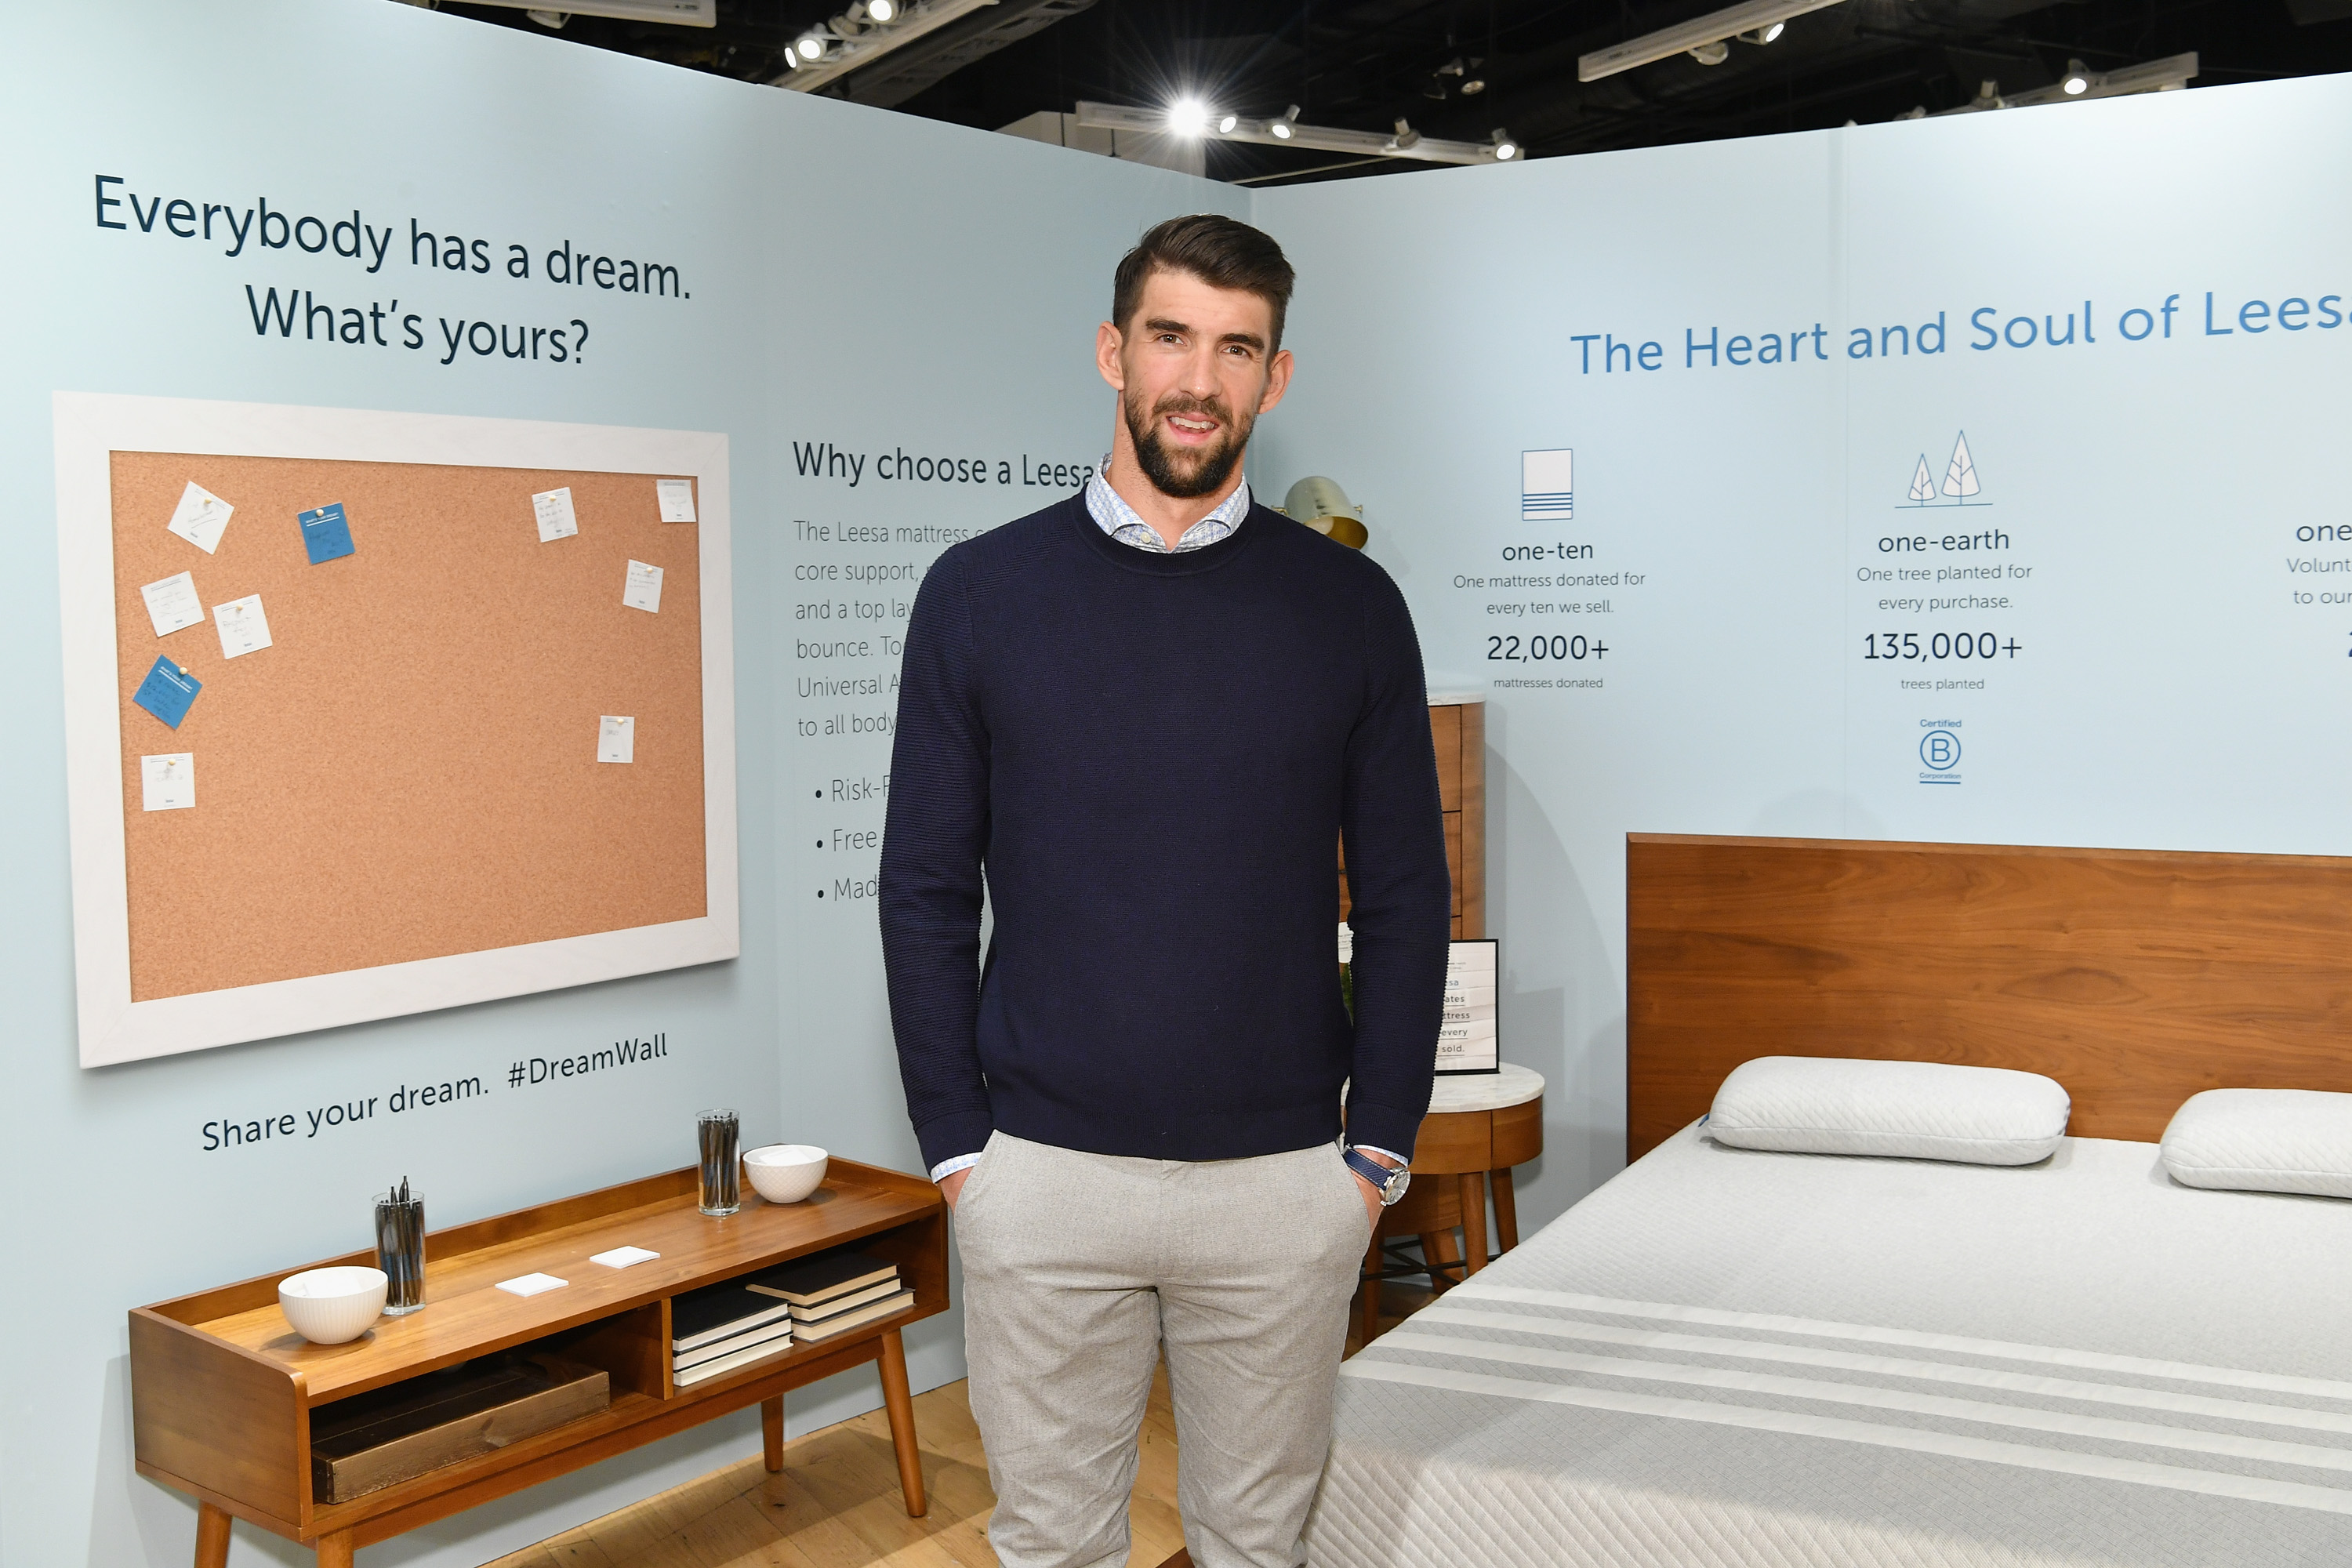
[1522,448,1573,521]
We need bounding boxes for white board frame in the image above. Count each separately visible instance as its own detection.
[54,392,740,1067]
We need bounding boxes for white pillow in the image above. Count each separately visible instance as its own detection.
[1705,1055,2070,1165]
[2160,1089,2352,1200]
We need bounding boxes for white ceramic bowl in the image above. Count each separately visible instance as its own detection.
[744,1144,828,1204]
[278,1265,389,1345]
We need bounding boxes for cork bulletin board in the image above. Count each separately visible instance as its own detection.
[56,394,739,1067]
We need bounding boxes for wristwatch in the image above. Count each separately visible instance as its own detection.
[1341,1144,1412,1207]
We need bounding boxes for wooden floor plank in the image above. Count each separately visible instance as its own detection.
[681,1495,818,1568]
[541,1530,621,1568]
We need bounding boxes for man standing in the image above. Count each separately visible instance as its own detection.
[880,214,1451,1568]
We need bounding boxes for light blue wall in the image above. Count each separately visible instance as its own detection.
[1253,71,2352,1236]
[0,5,1232,1563]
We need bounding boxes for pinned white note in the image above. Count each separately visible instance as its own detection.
[597,715,635,764]
[532,487,579,543]
[166,481,234,554]
[212,593,273,659]
[140,572,205,637]
[141,753,194,811]
[655,478,697,523]
[495,1273,568,1298]
[590,1246,660,1269]
[622,560,663,614]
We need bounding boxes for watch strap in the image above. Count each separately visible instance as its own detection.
[1341,1145,1409,1203]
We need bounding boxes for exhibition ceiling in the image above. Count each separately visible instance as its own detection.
[419,0,2352,180]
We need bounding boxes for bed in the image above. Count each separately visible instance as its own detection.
[1305,834,2352,1567]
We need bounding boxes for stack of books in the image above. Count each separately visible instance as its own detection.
[670,1280,797,1389]
[745,1250,913,1345]
[666,1250,916,1390]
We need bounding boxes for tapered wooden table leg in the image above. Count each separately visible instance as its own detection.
[1458,1173,1489,1277]
[1490,1166,1519,1253]
[1421,1226,1461,1290]
[315,1528,355,1566]
[761,1393,785,1472]
[193,1502,231,1568]
[877,1328,927,1518]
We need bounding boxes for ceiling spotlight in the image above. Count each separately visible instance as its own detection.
[1270,104,1300,139]
[1167,98,1210,136]
[1461,77,1486,94]
[2061,59,2092,95]
[793,31,826,60]
[1581,0,1849,82]
[1217,111,1240,133]
[1739,22,1785,44]
[867,0,895,17]
[1390,118,1422,150]
[1489,128,1519,160]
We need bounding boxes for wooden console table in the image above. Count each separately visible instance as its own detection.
[130,1158,946,1566]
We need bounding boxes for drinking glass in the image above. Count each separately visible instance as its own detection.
[698,1109,741,1216]
[375,1190,426,1315]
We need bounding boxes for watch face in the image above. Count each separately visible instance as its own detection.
[1382,1167,1411,1206]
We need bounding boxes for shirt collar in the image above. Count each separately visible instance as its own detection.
[1084,454,1252,554]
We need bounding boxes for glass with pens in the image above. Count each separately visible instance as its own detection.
[698,1109,742,1216]
[375,1178,426,1315]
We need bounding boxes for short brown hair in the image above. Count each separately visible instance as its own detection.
[1112,214,1296,351]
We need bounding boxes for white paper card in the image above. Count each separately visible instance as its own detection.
[532,486,579,543]
[655,478,696,523]
[166,481,234,554]
[622,560,663,614]
[495,1272,568,1298]
[212,593,273,659]
[590,1246,660,1269]
[140,753,194,811]
[140,572,205,637]
[598,714,635,764]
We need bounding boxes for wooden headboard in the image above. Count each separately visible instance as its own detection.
[1627,833,2352,1160]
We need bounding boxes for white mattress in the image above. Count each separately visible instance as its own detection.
[1307,1123,2352,1567]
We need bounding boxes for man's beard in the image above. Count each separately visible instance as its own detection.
[1124,388,1255,500]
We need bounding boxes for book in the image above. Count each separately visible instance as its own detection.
[789,1277,903,1324]
[670,1279,797,1352]
[673,1333,798,1388]
[743,1250,898,1307]
[673,1316,792,1374]
[789,1289,915,1344]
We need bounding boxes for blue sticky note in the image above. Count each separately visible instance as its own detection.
[299,502,355,564]
[132,655,201,729]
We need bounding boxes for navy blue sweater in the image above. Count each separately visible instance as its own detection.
[878,495,1452,1171]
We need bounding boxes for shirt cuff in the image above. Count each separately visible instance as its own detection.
[928,1152,984,1183]
[1351,1144,1410,1167]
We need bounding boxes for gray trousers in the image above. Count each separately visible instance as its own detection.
[954,1132,1373,1568]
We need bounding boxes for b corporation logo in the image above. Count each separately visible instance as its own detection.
[1919,720,1962,784]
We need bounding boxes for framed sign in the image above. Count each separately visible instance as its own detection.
[1436,938,1498,1075]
